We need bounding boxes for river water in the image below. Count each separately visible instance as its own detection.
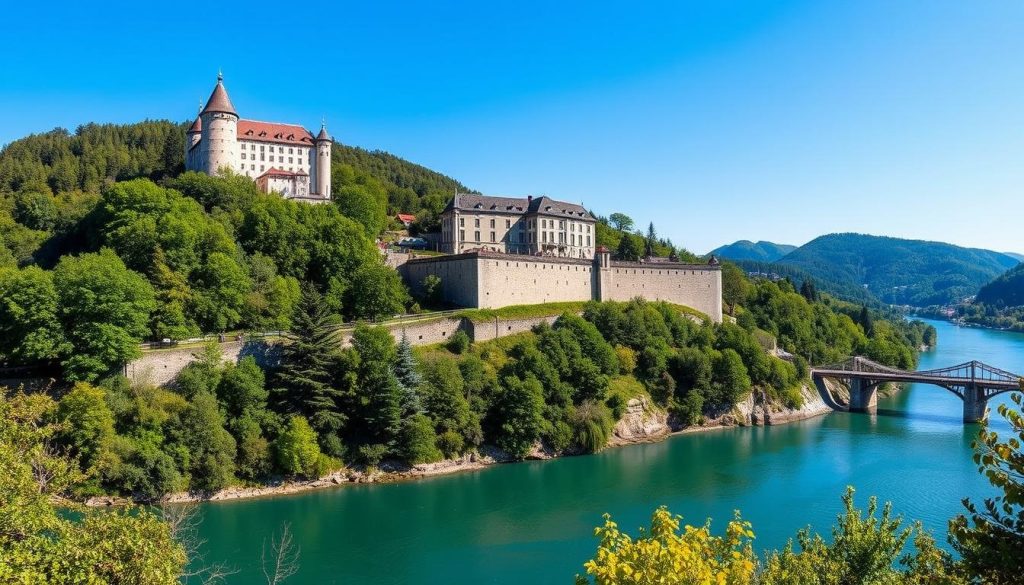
[194,319,1022,584]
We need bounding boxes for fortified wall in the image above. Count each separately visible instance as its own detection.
[401,249,723,323]
[124,313,564,388]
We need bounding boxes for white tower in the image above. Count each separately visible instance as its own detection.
[199,73,238,176]
[314,123,332,198]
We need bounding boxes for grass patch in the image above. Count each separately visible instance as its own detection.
[455,301,589,322]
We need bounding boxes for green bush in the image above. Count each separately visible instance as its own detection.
[436,429,465,458]
[606,393,627,420]
[572,401,614,454]
[358,443,389,468]
[543,419,574,453]
[447,330,470,354]
[400,414,443,464]
[273,416,321,477]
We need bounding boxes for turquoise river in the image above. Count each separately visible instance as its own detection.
[194,318,1021,584]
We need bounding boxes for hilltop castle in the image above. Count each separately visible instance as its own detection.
[185,74,332,202]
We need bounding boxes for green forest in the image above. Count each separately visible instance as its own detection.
[722,233,1020,308]
[925,262,1024,332]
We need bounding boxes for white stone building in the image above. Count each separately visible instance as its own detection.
[439,194,597,258]
[185,74,332,202]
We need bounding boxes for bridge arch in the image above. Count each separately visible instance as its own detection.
[810,356,1021,424]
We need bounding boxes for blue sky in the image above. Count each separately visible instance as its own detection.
[2,1,1023,254]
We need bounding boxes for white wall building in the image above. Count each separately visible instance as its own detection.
[185,74,332,202]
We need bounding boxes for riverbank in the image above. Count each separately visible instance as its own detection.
[87,383,837,507]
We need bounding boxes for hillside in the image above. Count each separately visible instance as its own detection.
[710,240,797,263]
[1003,252,1024,263]
[976,262,1024,307]
[774,233,1019,307]
[0,120,473,230]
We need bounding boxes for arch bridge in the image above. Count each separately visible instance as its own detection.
[811,357,1022,423]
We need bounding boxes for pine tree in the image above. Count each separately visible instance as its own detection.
[394,334,423,417]
[645,222,657,258]
[272,286,346,437]
[859,305,874,337]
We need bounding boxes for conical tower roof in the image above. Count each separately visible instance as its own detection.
[316,123,330,141]
[201,73,238,117]
[187,116,202,133]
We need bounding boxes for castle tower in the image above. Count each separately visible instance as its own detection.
[199,73,238,176]
[184,112,202,170]
[314,123,332,198]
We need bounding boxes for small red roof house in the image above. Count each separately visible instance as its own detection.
[396,213,416,227]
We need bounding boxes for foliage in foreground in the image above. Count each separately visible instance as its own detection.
[949,391,1024,584]
[577,488,958,585]
[578,393,1024,585]
[0,389,186,583]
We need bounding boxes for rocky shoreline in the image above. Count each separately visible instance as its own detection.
[87,385,838,508]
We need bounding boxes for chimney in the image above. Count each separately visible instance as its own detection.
[527,195,533,204]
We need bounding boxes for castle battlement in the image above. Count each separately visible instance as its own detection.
[400,249,723,322]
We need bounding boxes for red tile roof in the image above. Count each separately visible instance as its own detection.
[201,78,238,116]
[237,120,315,146]
[396,213,416,223]
[257,167,308,179]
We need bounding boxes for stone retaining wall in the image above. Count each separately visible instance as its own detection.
[124,314,541,387]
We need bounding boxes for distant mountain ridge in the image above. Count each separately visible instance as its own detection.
[710,240,797,262]
[976,262,1024,308]
[772,233,1018,307]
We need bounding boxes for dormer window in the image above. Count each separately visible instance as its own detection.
[474,203,483,209]
[545,206,552,211]
[259,131,267,137]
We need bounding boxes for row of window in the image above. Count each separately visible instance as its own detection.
[456,230,592,247]
[239,143,303,155]
[241,153,305,164]
[456,216,592,234]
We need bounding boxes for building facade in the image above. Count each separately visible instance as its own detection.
[439,194,597,258]
[185,74,332,202]
[401,248,723,323]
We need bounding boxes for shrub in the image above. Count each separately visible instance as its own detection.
[399,413,443,464]
[273,416,321,477]
[358,443,389,468]
[605,393,627,420]
[447,330,470,354]
[436,429,465,459]
[673,390,704,427]
[543,419,574,453]
[572,401,614,454]
[614,345,637,374]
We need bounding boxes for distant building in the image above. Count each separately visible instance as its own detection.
[396,213,416,228]
[439,194,597,258]
[185,73,332,202]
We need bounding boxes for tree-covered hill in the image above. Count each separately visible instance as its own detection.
[709,240,796,262]
[976,262,1024,308]
[0,119,475,232]
[772,233,1019,307]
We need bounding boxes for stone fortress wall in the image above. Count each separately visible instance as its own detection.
[599,261,722,322]
[125,313,561,388]
[401,250,722,323]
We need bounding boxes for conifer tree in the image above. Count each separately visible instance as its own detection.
[272,286,346,438]
[394,334,423,417]
[351,325,403,449]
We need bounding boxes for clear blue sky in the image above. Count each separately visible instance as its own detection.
[2,0,1023,255]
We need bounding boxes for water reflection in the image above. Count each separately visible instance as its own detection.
[193,320,1023,584]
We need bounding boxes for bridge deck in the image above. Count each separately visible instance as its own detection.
[810,369,1020,390]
